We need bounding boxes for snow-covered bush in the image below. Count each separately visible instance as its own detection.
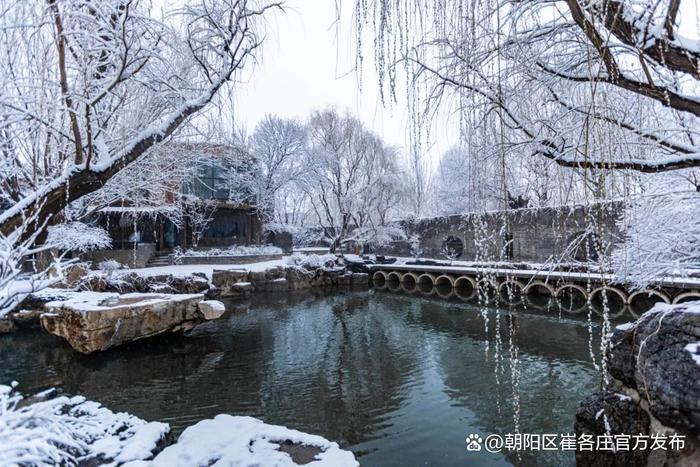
[146,414,358,467]
[98,260,123,279]
[0,384,169,465]
[285,253,339,270]
[46,222,111,253]
[613,187,700,289]
[0,212,69,318]
[344,224,407,250]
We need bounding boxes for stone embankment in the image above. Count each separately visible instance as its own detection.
[575,301,700,467]
[77,255,370,298]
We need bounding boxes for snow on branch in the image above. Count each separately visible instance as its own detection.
[613,185,700,288]
[46,222,111,253]
[0,384,169,466]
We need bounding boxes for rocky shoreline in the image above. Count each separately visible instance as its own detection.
[0,255,370,353]
[77,254,369,298]
[575,301,700,467]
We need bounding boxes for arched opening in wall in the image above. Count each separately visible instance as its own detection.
[441,235,464,259]
[401,273,418,293]
[372,271,387,289]
[454,276,476,301]
[434,275,455,298]
[566,231,599,262]
[386,272,402,292]
[523,282,555,309]
[498,280,523,304]
[673,292,700,304]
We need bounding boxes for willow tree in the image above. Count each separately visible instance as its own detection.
[0,0,281,314]
[352,0,699,284]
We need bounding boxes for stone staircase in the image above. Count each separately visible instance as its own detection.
[146,252,171,268]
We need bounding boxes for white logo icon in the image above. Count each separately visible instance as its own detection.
[465,433,483,451]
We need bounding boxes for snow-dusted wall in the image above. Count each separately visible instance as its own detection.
[377,202,622,263]
[82,243,156,269]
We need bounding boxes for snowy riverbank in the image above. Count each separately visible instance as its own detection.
[0,385,358,467]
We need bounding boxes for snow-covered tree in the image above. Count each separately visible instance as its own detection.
[353,0,700,171]
[613,177,700,288]
[46,222,111,253]
[352,0,700,280]
[0,0,281,313]
[227,115,308,221]
[0,0,280,236]
[302,108,407,251]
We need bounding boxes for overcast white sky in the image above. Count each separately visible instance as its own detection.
[231,0,453,155]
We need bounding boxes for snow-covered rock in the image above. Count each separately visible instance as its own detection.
[41,292,220,354]
[81,271,209,295]
[197,300,226,320]
[0,385,170,466]
[576,300,700,467]
[131,415,358,467]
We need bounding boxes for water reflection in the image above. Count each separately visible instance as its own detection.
[0,289,603,466]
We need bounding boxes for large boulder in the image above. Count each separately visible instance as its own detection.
[630,306,700,432]
[146,274,210,294]
[41,292,223,354]
[54,263,90,289]
[78,272,209,295]
[264,278,289,292]
[574,391,650,467]
[285,267,314,290]
[197,300,226,320]
[351,272,369,286]
[0,316,16,334]
[211,269,248,289]
[576,301,700,467]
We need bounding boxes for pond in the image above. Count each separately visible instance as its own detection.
[0,289,619,466]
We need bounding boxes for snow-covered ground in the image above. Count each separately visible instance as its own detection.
[108,258,288,281]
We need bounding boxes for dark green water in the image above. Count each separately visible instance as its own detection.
[0,290,611,466]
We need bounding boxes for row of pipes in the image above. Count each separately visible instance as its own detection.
[371,270,700,315]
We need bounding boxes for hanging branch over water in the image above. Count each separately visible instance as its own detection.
[351,0,700,172]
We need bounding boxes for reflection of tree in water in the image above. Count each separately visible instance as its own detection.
[404,297,600,466]
[258,291,425,447]
[0,290,423,443]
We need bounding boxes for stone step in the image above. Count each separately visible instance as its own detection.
[146,255,171,267]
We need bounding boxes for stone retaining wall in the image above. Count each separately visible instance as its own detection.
[174,254,283,265]
[376,202,621,263]
[82,243,156,269]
